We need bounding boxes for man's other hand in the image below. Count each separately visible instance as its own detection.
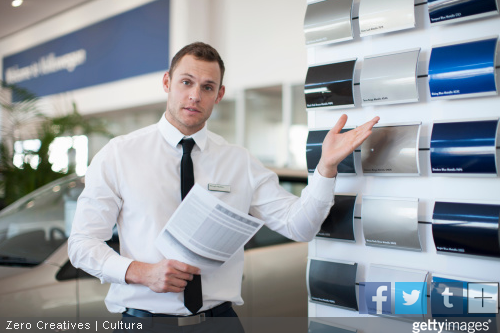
[125,259,201,293]
[317,114,380,178]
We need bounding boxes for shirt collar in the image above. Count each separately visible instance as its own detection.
[158,113,207,152]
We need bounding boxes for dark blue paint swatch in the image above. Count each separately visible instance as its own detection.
[308,259,358,311]
[432,201,500,258]
[428,0,498,24]
[428,38,498,99]
[317,195,356,241]
[430,120,499,175]
[306,129,355,174]
[305,60,356,109]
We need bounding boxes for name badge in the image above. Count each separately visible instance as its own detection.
[208,183,231,193]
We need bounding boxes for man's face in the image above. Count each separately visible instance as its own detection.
[163,54,225,135]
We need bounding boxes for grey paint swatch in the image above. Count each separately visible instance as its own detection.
[359,0,415,37]
[304,0,354,46]
[360,49,420,106]
[361,123,421,176]
[363,264,428,319]
[362,196,421,251]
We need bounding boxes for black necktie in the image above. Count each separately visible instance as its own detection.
[180,138,203,314]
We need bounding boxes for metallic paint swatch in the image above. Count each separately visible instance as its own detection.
[317,194,357,241]
[362,196,421,251]
[304,0,354,46]
[430,119,499,175]
[365,264,428,317]
[307,259,358,311]
[305,60,356,110]
[360,49,420,106]
[432,201,500,258]
[359,0,415,37]
[428,37,498,99]
[306,129,356,174]
[428,0,499,25]
[361,123,421,175]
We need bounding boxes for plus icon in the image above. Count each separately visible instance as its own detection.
[467,282,499,314]
[474,287,493,307]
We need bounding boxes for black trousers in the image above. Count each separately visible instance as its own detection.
[113,307,245,333]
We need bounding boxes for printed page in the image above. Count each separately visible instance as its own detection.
[154,184,264,273]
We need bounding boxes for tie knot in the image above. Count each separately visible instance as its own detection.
[181,138,195,155]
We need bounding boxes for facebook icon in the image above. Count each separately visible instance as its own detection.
[359,282,392,315]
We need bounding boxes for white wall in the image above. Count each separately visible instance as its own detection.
[306,0,500,330]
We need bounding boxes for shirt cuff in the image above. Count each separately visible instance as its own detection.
[308,168,337,204]
[101,254,134,285]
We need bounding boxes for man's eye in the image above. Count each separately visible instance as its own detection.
[204,86,213,91]
[182,80,190,85]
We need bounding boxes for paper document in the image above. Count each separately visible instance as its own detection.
[154,184,264,273]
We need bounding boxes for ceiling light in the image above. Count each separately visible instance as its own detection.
[12,0,23,7]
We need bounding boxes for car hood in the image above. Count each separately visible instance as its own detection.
[0,266,29,279]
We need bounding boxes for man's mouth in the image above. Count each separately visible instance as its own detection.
[184,107,200,113]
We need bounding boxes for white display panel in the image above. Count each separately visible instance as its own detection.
[304,0,354,47]
[358,0,415,37]
[360,48,420,106]
[362,196,421,251]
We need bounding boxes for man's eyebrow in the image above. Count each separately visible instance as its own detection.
[179,73,217,85]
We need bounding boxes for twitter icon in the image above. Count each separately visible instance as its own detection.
[395,282,427,314]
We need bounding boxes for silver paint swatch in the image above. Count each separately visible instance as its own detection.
[359,0,415,37]
[361,123,421,176]
[304,0,354,46]
[360,48,420,106]
[362,196,421,251]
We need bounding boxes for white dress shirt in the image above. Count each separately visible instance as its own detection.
[68,114,336,315]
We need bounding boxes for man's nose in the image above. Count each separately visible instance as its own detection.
[189,86,201,102]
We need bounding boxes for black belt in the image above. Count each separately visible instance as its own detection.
[124,301,232,326]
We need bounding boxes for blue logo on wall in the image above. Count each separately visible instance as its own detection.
[2,0,169,98]
[359,282,392,315]
[395,282,427,314]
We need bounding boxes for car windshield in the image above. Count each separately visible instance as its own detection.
[0,175,85,266]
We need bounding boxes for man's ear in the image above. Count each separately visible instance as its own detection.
[215,85,226,104]
[162,71,170,93]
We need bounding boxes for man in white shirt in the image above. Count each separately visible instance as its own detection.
[68,42,379,330]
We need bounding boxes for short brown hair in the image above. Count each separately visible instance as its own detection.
[169,42,225,87]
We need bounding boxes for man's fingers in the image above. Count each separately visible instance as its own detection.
[169,259,201,275]
[331,114,348,134]
[359,116,380,131]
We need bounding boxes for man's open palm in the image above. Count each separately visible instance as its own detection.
[317,114,380,178]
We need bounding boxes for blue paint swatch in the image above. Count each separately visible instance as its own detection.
[432,201,500,258]
[428,37,498,99]
[430,119,499,175]
[428,0,498,24]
